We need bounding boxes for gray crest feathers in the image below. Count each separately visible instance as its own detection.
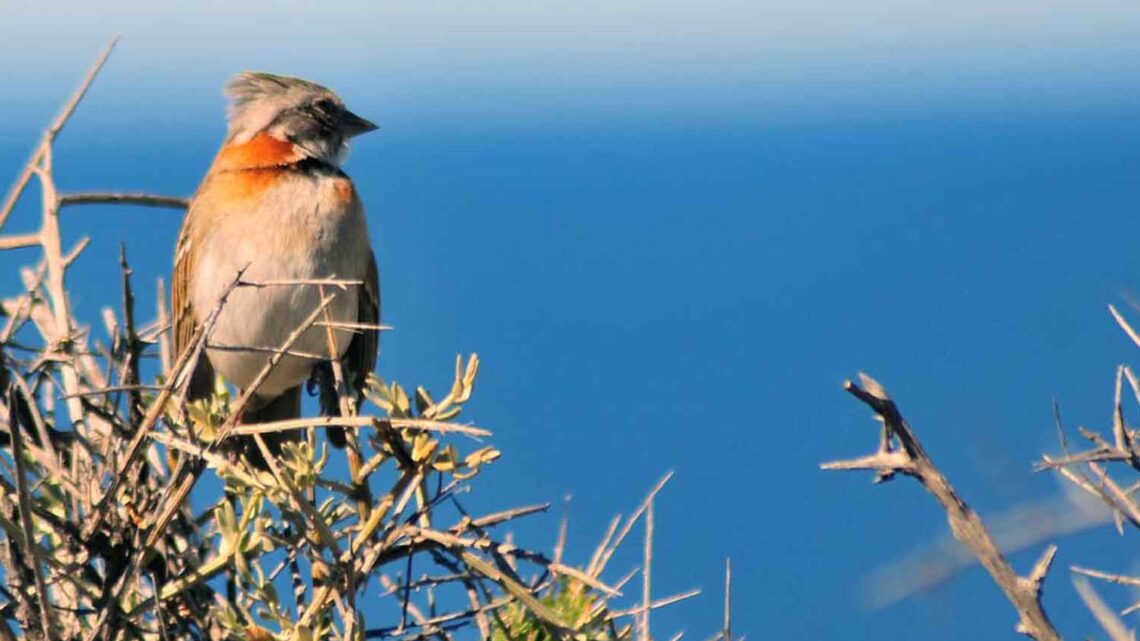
[223,71,335,142]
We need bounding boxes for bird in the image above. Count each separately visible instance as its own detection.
[171,71,380,464]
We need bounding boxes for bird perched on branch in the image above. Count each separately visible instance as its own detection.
[172,72,380,463]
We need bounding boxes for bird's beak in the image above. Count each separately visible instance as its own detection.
[342,110,378,137]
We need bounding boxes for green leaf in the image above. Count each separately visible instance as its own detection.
[392,383,411,417]
[415,385,435,416]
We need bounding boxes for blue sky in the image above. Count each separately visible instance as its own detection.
[4,2,1140,639]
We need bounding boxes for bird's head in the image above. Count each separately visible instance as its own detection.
[224,71,377,167]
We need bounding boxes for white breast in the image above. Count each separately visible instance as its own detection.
[191,171,370,398]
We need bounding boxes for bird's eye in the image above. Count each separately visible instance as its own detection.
[313,98,336,114]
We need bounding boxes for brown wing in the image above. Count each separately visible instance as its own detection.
[324,251,379,448]
[171,198,215,400]
[346,250,380,399]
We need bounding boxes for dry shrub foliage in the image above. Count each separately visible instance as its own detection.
[0,42,724,641]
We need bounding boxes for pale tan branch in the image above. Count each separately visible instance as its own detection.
[1110,304,1140,352]
[1072,566,1140,588]
[239,277,363,288]
[7,388,58,641]
[609,589,702,619]
[228,415,490,438]
[0,234,41,251]
[81,267,247,540]
[724,558,732,641]
[640,498,654,641]
[591,471,673,579]
[0,38,119,231]
[1073,577,1134,641]
[819,450,914,474]
[57,192,188,210]
[826,373,1063,641]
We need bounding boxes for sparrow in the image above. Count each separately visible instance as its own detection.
[171,71,380,462]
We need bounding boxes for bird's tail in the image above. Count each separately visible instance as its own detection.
[240,385,302,469]
[309,361,350,448]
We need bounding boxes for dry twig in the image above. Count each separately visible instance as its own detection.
[823,373,1062,641]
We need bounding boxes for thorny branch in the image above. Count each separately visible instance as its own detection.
[1026,305,1140,637]
[826,296,1140,641]
[822,373,1062,641]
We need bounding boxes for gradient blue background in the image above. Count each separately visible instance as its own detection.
[4,2,1140,639]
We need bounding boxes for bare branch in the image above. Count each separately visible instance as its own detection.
[1072,566,1140,588]
[228,415,491,438]
[826,374,1063,641]
[0,234,42,251]
[7,387,57,641]
[81,267,247,541]
[640,498,654,641]
[1110,304,1140,352]
[1073,577,1134,641]
[610,589,702,619]
[724,559,732,641]
[0,37,119,231]
[57,192,188,210]
[592,471,673,579]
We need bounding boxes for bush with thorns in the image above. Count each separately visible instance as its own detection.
[0,41,724,641]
